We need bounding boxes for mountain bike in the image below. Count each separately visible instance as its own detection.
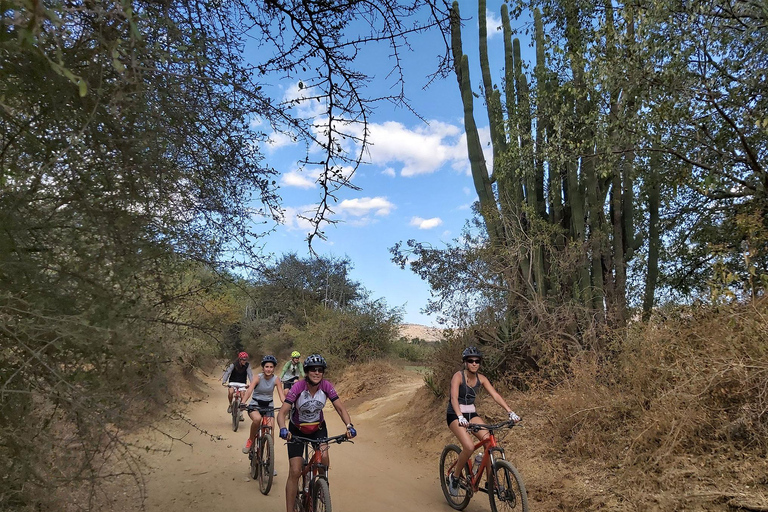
[439,419,529,512]
[228,382,248,432]
[246,406,278,494]
[289,433,352,512]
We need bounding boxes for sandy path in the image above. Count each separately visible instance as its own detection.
[133,372,493,512]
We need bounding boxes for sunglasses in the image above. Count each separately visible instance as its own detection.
[238,358,247,361]
[307,367,325,373]
[465,359,481,364]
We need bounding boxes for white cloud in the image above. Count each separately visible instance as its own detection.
[281,206,316,232]
[485,10,503,38]
[337,197,395,217]
[284,81,327,118]
[281,171,316,189]
[463,187,472,195]
[382,167,396,177]
[410,216,443,230]
[361,120,467,177]
[267,130,296,150]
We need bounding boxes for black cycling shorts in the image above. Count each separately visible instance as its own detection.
[446,411,479,427]
[246,399,274,417]
[287,421,328,459]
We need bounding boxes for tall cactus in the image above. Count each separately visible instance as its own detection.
[449,0,646,325]
[449,2,503,248]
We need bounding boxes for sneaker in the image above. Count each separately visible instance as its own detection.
[227,404,232,414]
[448,474,459,497]
[273,469,278,476]
[242,438,253,454]
[239,413,245,421]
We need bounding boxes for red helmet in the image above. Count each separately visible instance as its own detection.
[238,351,249,360]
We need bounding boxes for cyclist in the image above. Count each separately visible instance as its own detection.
[446,346,520,497]
[241,355,286,458]
[221,351,254,417]
[279,350,305,391]
[277,354,356,512]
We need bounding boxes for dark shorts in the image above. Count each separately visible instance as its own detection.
[247,399,274,417]
[287,421,328,459]
[283,377,298,390]
[446,411,479,427]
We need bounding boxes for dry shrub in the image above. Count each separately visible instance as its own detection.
[333,360,400,401]
[621,300,768,468]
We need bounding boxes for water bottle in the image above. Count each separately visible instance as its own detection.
[473,451,483,474]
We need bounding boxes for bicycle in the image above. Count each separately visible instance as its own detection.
[439,419,529,512]
[228,382,248,432]
[289,433,352,512]
[243,405,278,495]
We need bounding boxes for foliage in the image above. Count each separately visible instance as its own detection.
[1,0,451,509]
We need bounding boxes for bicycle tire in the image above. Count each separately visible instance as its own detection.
[258,433,274,495]
[488,459,529,512]
[439,444,472,510]
[249,442,259,479]
[231,396,240,432]
[312,477,332,512]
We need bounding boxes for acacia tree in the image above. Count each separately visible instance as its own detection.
[0,0,451,509]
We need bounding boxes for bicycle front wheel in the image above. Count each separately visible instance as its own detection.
[439,444,472,510]
[312,477,332,512]
[258,433,274,495]
[249,443,259,480]
[488,459,529,512]
[231,397,240,432]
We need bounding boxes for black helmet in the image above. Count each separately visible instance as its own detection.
[462,346,483,361]
[261,355,278,366]
[303,354,327,372]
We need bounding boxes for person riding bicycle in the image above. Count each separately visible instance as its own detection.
[241,355,286,458]
[276,354,356,512]
[221,351,254,416]
[279,350,305,391]
[446,346,520,497]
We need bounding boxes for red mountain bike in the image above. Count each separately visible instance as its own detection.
[289,433,352,512]
[439,419,529,512]
[244,406,278,494]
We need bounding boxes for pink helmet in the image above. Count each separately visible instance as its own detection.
[238,351,249,360]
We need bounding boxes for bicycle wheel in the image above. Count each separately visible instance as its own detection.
[249,442,259,479]
[312,477,332,512]
[258,433,274,494]
[488,459,529,512]
[439,444,472,510]
[231,397,240,432]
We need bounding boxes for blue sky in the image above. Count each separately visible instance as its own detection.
[249,2,534,326]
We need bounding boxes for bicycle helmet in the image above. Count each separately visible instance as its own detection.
[291,350,301,358]
[462,346,483,361]
[303,354,327,372]
[261,355,277,367]
[238,351,249,360]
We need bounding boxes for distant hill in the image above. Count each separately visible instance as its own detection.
[398,323,444,343]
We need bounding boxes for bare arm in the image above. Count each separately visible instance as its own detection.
[277,401,291,431]
[331,398,352,428]
[242,374,260,403]
[449,371,464,417]
[275,378,286,403]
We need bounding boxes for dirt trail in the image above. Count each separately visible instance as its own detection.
[133,370,488,512]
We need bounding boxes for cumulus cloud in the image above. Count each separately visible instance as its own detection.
[281,170,316,189]
[361,120,467,176]
[410,216,443,230]
[280,206,316,232]
[485,9,503,37]
[382,167,396,177]
[337,197,395,217]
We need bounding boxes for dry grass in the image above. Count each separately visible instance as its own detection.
[398,299,768,510]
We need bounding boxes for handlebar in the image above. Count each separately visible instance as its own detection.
[288,433,353,446]
[227,383,248,389]
[465,419,519,432]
